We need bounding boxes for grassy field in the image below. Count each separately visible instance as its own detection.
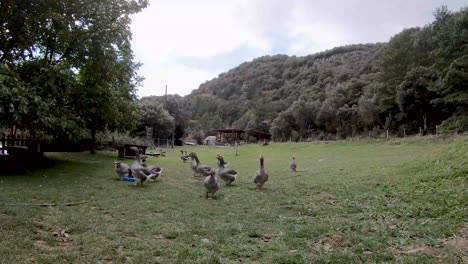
[0,136,467,263]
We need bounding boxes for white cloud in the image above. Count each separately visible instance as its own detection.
[131,0,273,61]
[131,0,280,96]
[285,4,351,55]
[130,0,467,97]
[136,62,217,98]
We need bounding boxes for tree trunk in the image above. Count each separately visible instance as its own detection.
[421,110,428,132]
[90,128,96,154]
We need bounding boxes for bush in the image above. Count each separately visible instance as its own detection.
[439,115,468,134]
[95,132,147,150]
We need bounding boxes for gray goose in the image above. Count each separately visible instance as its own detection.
[204,169,220,199]
[189,152,211,177]
[180,150,190,162]
[216,153,230,168]
[129,146,157,186]
[254,155,269,191]
[189,152,199,176]
[142,164,164,181]
[114,161,132,180]
[216,155,238,186]
[290,157,297,172]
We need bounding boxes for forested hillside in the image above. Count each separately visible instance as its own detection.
[141,6,468,142]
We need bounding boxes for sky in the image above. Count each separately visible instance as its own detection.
[130,0,466,98]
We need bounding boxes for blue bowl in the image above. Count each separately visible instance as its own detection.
[123,176,135,182]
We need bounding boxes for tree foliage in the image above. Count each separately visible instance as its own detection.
[0,0,147,150]
[136,98,175,139]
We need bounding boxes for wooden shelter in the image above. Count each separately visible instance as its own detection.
[253,131,272,141]
[215,128,245,143]
[117,144,148,159]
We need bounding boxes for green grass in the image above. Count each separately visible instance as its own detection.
[0,136,467,263]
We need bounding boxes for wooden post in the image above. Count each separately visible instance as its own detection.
[386,130,389,139]
[419,127,422,136]
[235,141,239,156]
[368,131,371,139]
[1,134,4,155]
[435,125,438,136]
[403,128,406,138]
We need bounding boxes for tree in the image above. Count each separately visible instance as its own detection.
[396,67,439,132]
[432,6,468,72]
[137,100,175,139]
[270,110,294,141]
[358,94,379,129]
[0,0,148,153]
[437,55,468,108]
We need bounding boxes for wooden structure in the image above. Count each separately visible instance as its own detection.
[1,134,41,154]
[0,134,92,153]
[215,128,245,143]
[253,131,272,141]
[1,134,44,172]
[117,144,148,159]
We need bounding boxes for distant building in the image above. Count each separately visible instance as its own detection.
[204,136,217,146]
[215,128,245,144]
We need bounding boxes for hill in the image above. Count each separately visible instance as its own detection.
[139,6,467,142]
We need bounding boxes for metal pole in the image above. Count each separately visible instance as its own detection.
[165,84,167,106]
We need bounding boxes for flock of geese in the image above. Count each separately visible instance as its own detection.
[114,146,298,198]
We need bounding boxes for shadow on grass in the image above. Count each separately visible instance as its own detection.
[0,154,86,177]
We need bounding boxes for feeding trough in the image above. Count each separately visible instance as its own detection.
[123,176,135,182]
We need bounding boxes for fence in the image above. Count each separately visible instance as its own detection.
[0,134,44,171]
[0,134,91,153]
[1,134,40,154]
[153,138,174,149]
[272,126,450,143]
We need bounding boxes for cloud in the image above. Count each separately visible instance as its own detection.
[131,0,274,61]
[136,61,216,97]
[131,0,283,96]
[131,0,467,97]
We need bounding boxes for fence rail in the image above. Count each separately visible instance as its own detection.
[1,134,40,154]
[1,134,91,153]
